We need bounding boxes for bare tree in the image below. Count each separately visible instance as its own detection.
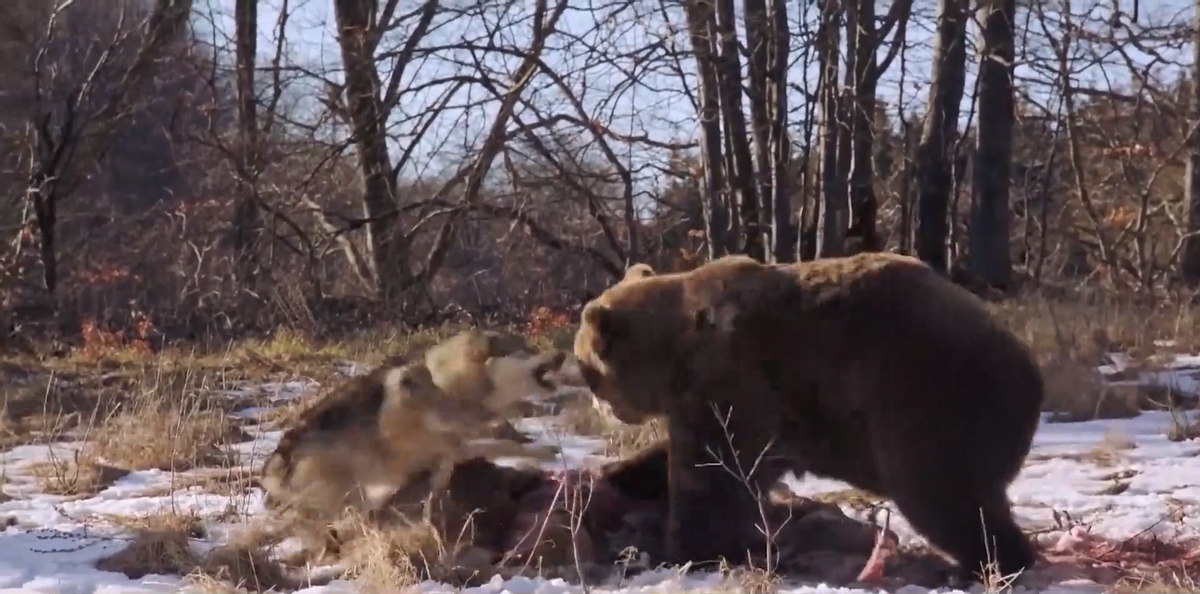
[331,0,566,314]
[744,0,792,262]
[331,0,430,308]
[914,0,970,274]
[230,0,262,288]
[2,0,1197,346]
[679,0,798,262]
[969,0,1017,289]
[1182,0,1200,285]
[13,0,194,297]
[682,0,732,259]
[815,0,845,258]
[713,0,763,259]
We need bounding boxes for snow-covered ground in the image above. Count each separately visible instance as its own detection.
[0,353,1198,594]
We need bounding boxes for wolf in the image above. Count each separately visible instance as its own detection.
[258,330,568,554]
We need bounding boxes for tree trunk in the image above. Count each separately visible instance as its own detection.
[767,0,792,263]
[332,0,414,303]
[1182,0,1200,285]
[232,0,262,287]
[714,0,763,260]
[744,0,792,263]
[969,0,1016,289]
[914,0,970,274]
[846,0,879,253]
[816,0,846,258]
[682,0,731,259]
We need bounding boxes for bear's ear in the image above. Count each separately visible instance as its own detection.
[623,263,656,282]
[583,304,627,355]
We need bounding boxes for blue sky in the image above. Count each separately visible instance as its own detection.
[189,0,1193,191]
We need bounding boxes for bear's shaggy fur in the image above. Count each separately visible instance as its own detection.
[573,252,1045,579]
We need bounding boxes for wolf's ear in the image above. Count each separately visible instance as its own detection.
[383,364,435,400]
[400,365,435,388]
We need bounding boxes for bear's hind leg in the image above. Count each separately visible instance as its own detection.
[891,486,1036,583]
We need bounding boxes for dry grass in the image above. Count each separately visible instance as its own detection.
[88,404,245,472]
[604,417,667,457]
[990,293,1200,425]
[333,503,609,591]
[811,488,886,512]
[1166,409,1200,442]
[717,561,782,594]
[0,324,467,451]
[558,396,622,436]
[188,538,297,593]
[95,511,206,579]
[101,409,240,470]
[25,457,130,496]
[339,523,428,592]
[1042,363,1142,423]
[96,510,296,593]
[337,514,479,592]
[1114,571,1200,593]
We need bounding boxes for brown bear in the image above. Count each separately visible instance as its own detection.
[572,252,1045,580]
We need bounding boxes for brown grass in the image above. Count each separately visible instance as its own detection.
[26,457,130,496]
[332,502,612,592]
[189,540,296,593]
[558,396,622,436]
[353,514,530,586]
[604,418,667,458]
[96,510,297,592]
[811,488,886,512]
[1114,571,1200,593]
[338,515,451,592]
[718,562,782,594]
[96,511,206,579]
[990,293,1200,425]
[1041,362,1142,423]
[88,404,245,472]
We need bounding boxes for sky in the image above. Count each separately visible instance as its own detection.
[186,0,1195,191]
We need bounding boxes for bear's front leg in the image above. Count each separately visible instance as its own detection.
[665,401,768,569]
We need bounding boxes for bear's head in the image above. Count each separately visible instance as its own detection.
[573,256,766,424]
[573,271,688,423]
